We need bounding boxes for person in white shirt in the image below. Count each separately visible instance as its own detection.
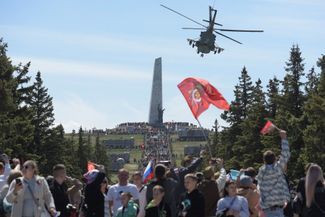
[108,169,139,217]
[0,154,12,191]
[132,172,147,217]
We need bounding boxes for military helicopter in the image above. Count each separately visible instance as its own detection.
[161,4,263,57]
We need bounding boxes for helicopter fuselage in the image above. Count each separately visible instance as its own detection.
[196,30,216,53]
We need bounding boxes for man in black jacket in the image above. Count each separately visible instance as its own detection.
[49,164,70,217]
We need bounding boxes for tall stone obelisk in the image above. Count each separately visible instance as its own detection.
[149,57,163,127]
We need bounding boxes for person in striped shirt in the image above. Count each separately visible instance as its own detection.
[257,130,291,217]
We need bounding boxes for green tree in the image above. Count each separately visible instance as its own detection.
[220,67,254,167]
[94,133,110,173]
[305,67,319,95]
[211,119,220,157]
[30,71,55,154]
[282,44,305,117]
[77,127,87,174]
[221,67,254,125]
[266,77,280,118]
[40,124,66,174]
[233,79,267,168]
[0,39,34,159]
[303,54,325,170]
[275,45,307,179]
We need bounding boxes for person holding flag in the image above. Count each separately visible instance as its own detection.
[257,129,291,217]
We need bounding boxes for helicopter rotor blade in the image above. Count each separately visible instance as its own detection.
[182,27,206,30]
[203,19,223,26]
[214,31,242,44]
[212,8,217,24]
[160,4,207,28]
[217,28,264,32]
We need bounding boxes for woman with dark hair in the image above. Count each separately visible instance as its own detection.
[5,160,58,217]
[304,164,325,217]
[83,170,107,217]
[216,180,249,217]
[145,185,171,217]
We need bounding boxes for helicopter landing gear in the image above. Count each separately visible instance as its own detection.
[197,50,199,54]
[192,44,195,48]
[214,50,217,54]
[200,53,204,57]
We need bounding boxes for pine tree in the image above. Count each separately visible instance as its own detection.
[0,39,15,114]
[221,67,254,125]
[305,67,319,95]
[0,39,34,159]
[77,127,87,174]
[220,67,254,168]
[233,79,267,168]
[94,133,110,172]
[238,67,254,119]
[273,45,307,179]
[303,54,325,170]
[30,71,55,154]
[40,125,66,174]
[266,77,280,118]
[282,44,305,117]
[95,134,101,162]
[211,119,219,157]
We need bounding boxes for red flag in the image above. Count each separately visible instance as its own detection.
[87,161,95,171]
[260,120,275,135]
[178,77,230,119]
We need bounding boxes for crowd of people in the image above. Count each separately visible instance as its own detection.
[138,129,172,170]
[0,129,324,217]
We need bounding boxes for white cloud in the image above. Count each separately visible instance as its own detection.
[12,56,152,80]
[53,93,113,132]
[0,25,193,58]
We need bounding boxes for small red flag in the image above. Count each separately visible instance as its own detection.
[260,120,275,135]
[87,161,95,171]
[178,77,230,119]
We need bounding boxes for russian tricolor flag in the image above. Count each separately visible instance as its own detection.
[143,160,154,184]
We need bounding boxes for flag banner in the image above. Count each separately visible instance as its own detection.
[87,161,95,171]
[260,120,275,135]
[178,77,230,119]
[143,160,154,184]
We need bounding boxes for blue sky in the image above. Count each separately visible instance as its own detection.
[1,0,324,132]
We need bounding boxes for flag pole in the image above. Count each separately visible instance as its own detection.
[196,118,213,159]
[273,124,281,132]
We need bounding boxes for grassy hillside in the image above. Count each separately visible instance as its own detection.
[65,133,208,183]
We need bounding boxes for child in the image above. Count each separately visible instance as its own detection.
[116,192,139,217]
